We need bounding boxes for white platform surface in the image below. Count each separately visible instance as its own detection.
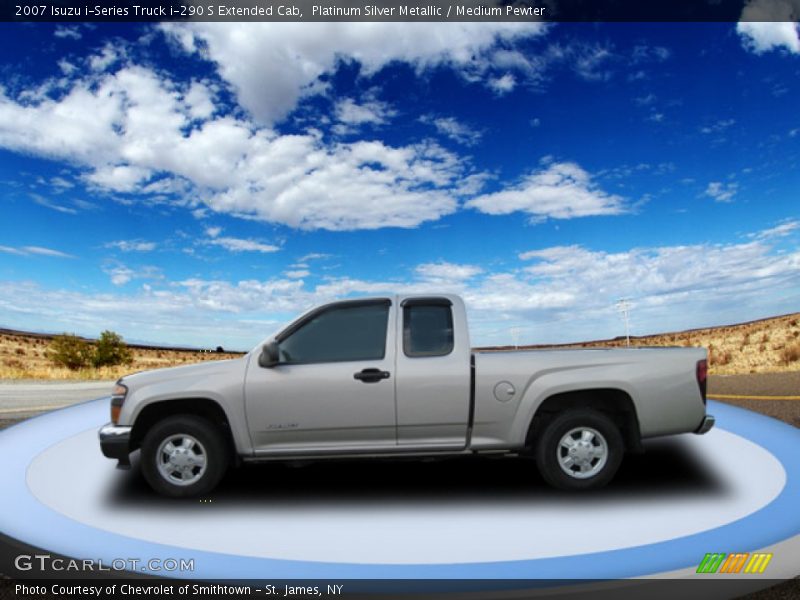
[27,426,784,564]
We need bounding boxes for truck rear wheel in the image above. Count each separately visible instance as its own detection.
[535,409,623,491]
[141,415,229,498]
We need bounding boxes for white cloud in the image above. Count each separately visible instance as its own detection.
[2,223,799,348]
[333,97,396,132]
[58,59,77,76]
[200,226,279,253]
[89,43,121,71]
[0,68,131,166]
[416,262,483,283]
[54,26,82,40]
[572,45,614,81]
[420,115,482,146]
[752,219,800,239]
[184,81,216,120]
[482,40,652,92]
[284,269,310,279]
[466,161,627,221]
[107,265,134,286]
[0,64,469,231]
[2,24,759,241]
[206,237,280,253]
[199,138,464,230]
[2,26,648,235]
[737,1,800,55]
[176,277,310,314]
[700,119,735,134]
[705,181,738,203]
[103,263,161,286]
[298,252,331,262]
[105,240,157,252]
[160,23,546,124]
[30,194,77,214]
[509,238,800,329]
[631,45,671,63]
[634,93,656,106]
[50,176,74,189]
[85,165,152,192]
[0,245,74,258]
[0,277,316,349]
[488,73,516,94]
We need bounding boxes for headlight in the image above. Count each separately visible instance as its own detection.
[111,382,128,424]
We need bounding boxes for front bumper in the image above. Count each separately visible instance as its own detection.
[695,414,715,435]
[99,423,132,468]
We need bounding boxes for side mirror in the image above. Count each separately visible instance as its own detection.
[258,341,280,368]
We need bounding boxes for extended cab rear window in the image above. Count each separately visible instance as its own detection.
[403,302,454,357]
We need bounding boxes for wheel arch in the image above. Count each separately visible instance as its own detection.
[130,398,238,459]
[525,388,642,453]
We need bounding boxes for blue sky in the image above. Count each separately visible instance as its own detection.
[0,21,799,350]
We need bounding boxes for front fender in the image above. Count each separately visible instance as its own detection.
[118,358,252,455]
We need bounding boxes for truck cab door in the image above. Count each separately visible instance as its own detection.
[395,297,471,448]
[244,299,397,454]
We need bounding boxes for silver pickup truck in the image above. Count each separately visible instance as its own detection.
[99,294,714,497]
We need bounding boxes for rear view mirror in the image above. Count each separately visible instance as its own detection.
[258,341,280,368]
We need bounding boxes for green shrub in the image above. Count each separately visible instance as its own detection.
[92,330,133,368]
[47,334,92,370]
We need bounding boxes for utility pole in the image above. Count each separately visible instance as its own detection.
[510,327,521,350]
[615,299,632,347]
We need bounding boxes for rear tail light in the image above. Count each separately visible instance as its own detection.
[696,359,708,405]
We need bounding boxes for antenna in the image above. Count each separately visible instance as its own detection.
[615,298,632,347]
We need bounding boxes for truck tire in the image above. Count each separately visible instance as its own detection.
[140,415,229,498]
[535,409,624,491]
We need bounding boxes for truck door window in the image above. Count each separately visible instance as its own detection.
[278,302,389,364]
[403,303,454,357]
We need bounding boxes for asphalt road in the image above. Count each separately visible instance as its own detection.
[0,379,114,418]
[708,372,800,430]
[709,371,800,397]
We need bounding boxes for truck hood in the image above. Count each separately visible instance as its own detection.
[120,356,248,390]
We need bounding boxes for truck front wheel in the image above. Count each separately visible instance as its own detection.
[141,415,229,498]
[535,409,624,491]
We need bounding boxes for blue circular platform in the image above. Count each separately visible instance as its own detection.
[1,398,799,580]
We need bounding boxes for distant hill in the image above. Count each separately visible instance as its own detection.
[478,312,800,375]
[0,327,244,354]
[0,329,245,380]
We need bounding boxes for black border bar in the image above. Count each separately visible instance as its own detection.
[3,0,800,23]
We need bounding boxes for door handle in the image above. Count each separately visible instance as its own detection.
[354,368,391,383]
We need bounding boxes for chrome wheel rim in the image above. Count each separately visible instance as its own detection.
[156,434,207,486]
[557,427,608,479]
